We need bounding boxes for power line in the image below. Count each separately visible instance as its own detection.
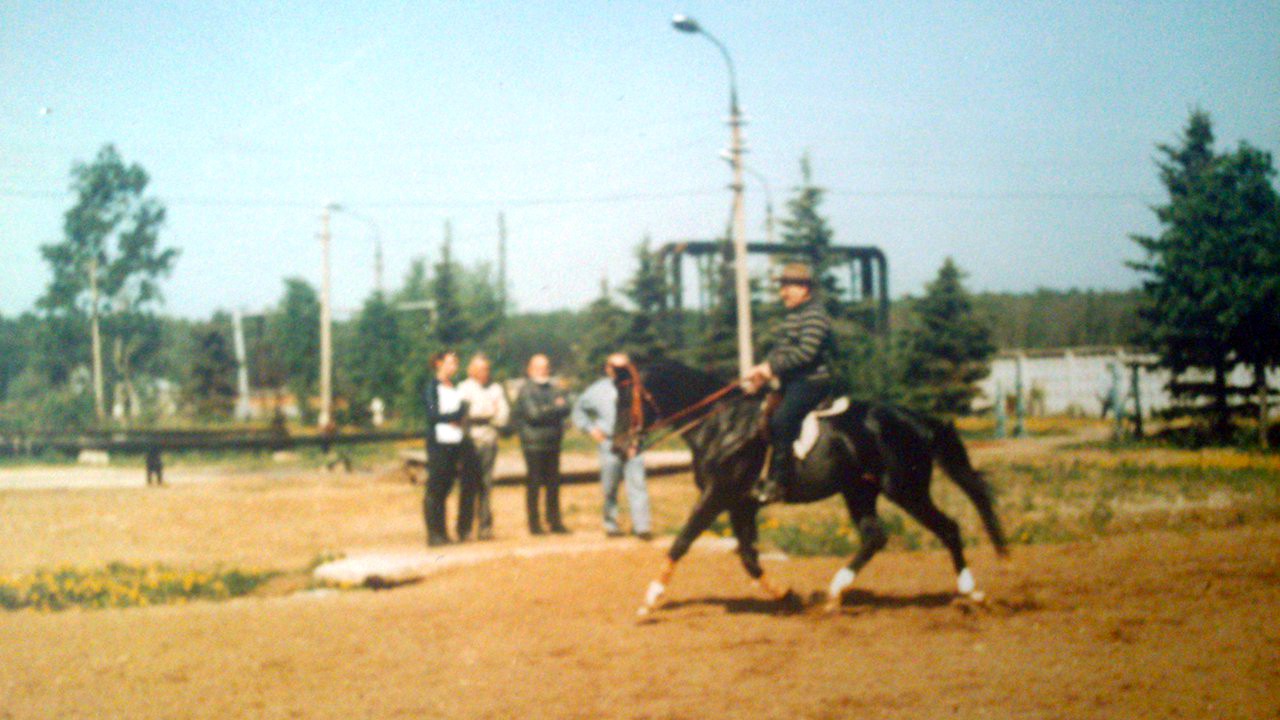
[0,186,726,210]
[1,185,1157,208]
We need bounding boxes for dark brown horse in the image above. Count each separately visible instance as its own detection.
[614,359,1007,615]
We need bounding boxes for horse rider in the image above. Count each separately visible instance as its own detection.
[745,262,835,504]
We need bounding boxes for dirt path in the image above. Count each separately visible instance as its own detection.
[2,522,1277,719]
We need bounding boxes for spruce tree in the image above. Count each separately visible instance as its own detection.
[621,238,671,365]
[351,292,404,414]
[1129,110,1279,438]
[577,279,631,379]
[779,153,841,312]
[272,278,320,421]
[432,221,468,347]
[899,258,995,416]
[188,320,237,418]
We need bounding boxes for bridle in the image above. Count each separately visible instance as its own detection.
[615,361,742,455]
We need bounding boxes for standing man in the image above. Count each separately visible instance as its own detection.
[513,354,572,535]
[457,353,509,541]
[745,263,835,504]
[572,353,652,540]
[423,350,471,546]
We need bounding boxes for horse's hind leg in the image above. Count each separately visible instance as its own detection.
[891,489,984,600]
[826,488,886,611]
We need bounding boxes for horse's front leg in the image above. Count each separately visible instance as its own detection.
[728,501,790,601]
[638,488,726,617]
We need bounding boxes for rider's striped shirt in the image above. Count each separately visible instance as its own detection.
[765,298,833,383]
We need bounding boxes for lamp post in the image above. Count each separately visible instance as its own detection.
[673,13,752,377]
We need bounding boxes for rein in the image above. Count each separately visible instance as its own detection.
[621,364,742,451]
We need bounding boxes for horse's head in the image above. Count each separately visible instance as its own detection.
[611,361,655,459]
[611,358,738,458]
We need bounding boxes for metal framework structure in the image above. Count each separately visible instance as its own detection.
[656,240,890,337]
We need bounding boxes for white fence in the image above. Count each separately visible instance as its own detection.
[975,349,1277,418]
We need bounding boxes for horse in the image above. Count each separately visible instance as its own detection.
[612,359,1008,615]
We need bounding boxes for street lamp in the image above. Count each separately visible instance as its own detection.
[672,13,753,377]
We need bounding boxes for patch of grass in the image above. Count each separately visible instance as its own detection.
[759,516,856,557]
[0,563,279,612]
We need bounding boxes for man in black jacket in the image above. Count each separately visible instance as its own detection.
[746,263,835,504]
[513,354,572,534]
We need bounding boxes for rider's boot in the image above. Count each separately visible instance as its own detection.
[752,443,796,504]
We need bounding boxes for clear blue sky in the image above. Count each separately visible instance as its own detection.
[3,1,1277,319]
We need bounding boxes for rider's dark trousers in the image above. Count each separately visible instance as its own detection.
[522,448,564,531]
[769,377,834,449]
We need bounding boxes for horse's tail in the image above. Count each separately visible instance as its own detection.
[932,420,1008,557]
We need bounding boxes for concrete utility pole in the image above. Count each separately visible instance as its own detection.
[318,204,335,429]
[232,309,251,421]
[673,14,753,376]
[88,255,106,421]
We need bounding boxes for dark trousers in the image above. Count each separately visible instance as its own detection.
[424,441,475,542]
[522,448,563,531]
[769,377,834,448]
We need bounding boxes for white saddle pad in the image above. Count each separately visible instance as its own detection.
[793,396,851,460]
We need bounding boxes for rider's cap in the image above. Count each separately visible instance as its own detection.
[778,263,814,286]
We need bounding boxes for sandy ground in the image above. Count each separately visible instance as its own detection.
[1,434,1278,719]
[1,524,1277,719]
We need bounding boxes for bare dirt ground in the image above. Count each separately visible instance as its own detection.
[1,434,1278,719]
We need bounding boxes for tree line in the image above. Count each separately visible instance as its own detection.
[2,109,1275,444]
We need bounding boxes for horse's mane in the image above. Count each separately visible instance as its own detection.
[641,359,731,408]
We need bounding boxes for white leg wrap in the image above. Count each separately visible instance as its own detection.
[828,567,856,599]
[644,580,666,607]
[957,568,976,596]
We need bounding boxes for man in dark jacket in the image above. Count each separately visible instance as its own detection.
[745,263,835,503]
[513,354,573,534]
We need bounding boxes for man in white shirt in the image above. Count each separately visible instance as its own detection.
[457,354,510,541]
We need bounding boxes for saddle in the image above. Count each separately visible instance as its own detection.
[793,396,850,460]
[758,392,851,460]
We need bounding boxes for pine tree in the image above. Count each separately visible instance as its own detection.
[188,320,237,418]
[899,258,995,416]
[272,278,320,421]
[577,279,630,379]
[1129,110,1280,438]
[780,153,841,313]
[1218,143,1280,446]
[351,292,404,414]
[432,222,467,347]
[620,238,671,365]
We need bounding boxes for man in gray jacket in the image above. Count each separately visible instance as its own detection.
[572,353,652,539]
[513,354,572,534]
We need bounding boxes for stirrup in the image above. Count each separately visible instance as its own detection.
[752,475,785,504]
